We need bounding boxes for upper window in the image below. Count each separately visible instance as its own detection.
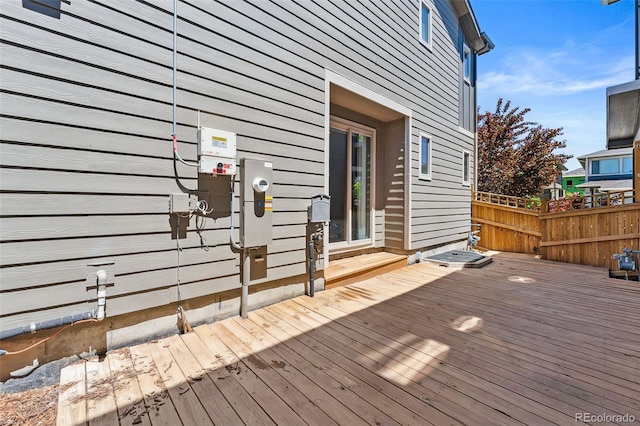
[566,179,573,186]
[463,44,471,83]
[459,35,474,132]
[591,156,632,175]
[420,1,432,49]
[419,133,432,180]
[462,150,470,186]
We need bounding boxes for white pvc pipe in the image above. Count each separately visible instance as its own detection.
[96,269,107,321]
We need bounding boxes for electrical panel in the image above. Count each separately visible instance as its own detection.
[240,158,273,247]
[198,127,237,175]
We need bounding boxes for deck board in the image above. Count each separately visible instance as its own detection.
[193,325,306,426]
[57,360,87,426]
[181,330,276,426]
[299,287,626,422]
[213,322,341,426]
[106,349,152,426]
[85,358,119,426]
[145,339,214,425]
[128,344,182,426]
[163,334,243,425]
[57,252,640,425]
[232,316,395,425]
[325,252,407,288]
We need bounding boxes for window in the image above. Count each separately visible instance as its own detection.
[463,44,471,83]
[419,1,432,49]
[462,150,470,185]
[591,157,632,175]
[459,36,474,131]
[419,133,432,180]
[23,0,63,19]
[591,158,618,174]
[566,179,573,186]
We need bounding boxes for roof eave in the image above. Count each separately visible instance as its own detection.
[452,0,494,55]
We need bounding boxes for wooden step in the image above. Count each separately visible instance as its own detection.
[324,252,407,289]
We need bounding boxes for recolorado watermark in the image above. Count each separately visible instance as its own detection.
[575,412,636,423]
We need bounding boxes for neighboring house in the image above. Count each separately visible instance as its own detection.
[540,164,567,200]
[0,0,492,369]
[541,182,564,200]
[605,78,639,199]
[576,147,634,194]
[561,167,586,195]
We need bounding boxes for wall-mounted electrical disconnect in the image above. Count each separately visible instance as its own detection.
[198,127,237,175]
[169,193,198,214]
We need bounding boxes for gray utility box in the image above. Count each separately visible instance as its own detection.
[240,158,273,247]
[308,194,330,223]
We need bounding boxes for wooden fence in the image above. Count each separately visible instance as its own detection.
[539,204,639,270]
[471,194,542,254]
[472,189,640,270]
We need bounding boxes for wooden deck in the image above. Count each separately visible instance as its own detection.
[324,252,407,289]
[58,252,640,425]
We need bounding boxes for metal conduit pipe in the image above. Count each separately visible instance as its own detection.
[241,248,250,318]
[0,312,96,342]
[0,269,108,349]
[170,0,198,168]
[228,180,250,318]
[308,239,315,297]
[172,0,177,138]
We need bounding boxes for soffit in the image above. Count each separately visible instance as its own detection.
[607,80,640,149]
[330,84,405,122]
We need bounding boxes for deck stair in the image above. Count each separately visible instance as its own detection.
[324,252,407,289]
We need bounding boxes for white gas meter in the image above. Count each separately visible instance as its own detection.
[197,127,237,175]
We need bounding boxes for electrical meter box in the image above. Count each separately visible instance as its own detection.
[240,158,273,247]
[308,194,330,223]
[198,127,237,175]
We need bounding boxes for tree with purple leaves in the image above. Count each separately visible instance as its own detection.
[477,98,571,197]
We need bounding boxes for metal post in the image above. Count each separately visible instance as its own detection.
[308,239,315,297]
[240,249,250,318]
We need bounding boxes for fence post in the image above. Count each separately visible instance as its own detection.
[540,197,549,214]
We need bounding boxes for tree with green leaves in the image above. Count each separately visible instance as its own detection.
[477,98,571,197]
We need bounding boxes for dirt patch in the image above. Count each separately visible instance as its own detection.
[0,383,58,426]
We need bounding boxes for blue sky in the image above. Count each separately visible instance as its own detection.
[472,0,636,170]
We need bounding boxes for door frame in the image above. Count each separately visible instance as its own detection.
[324,69,413,266]
[328,116,376,253]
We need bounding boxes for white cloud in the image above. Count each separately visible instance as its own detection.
[478,48,634,96]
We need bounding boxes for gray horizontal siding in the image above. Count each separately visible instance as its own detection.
[1,0,480,329]
[0,0,326,329]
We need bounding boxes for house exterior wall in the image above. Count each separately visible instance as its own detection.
[562,176,586,195]
[0,0,482,337]
[410,0,477,249]
[581,149,634,183]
